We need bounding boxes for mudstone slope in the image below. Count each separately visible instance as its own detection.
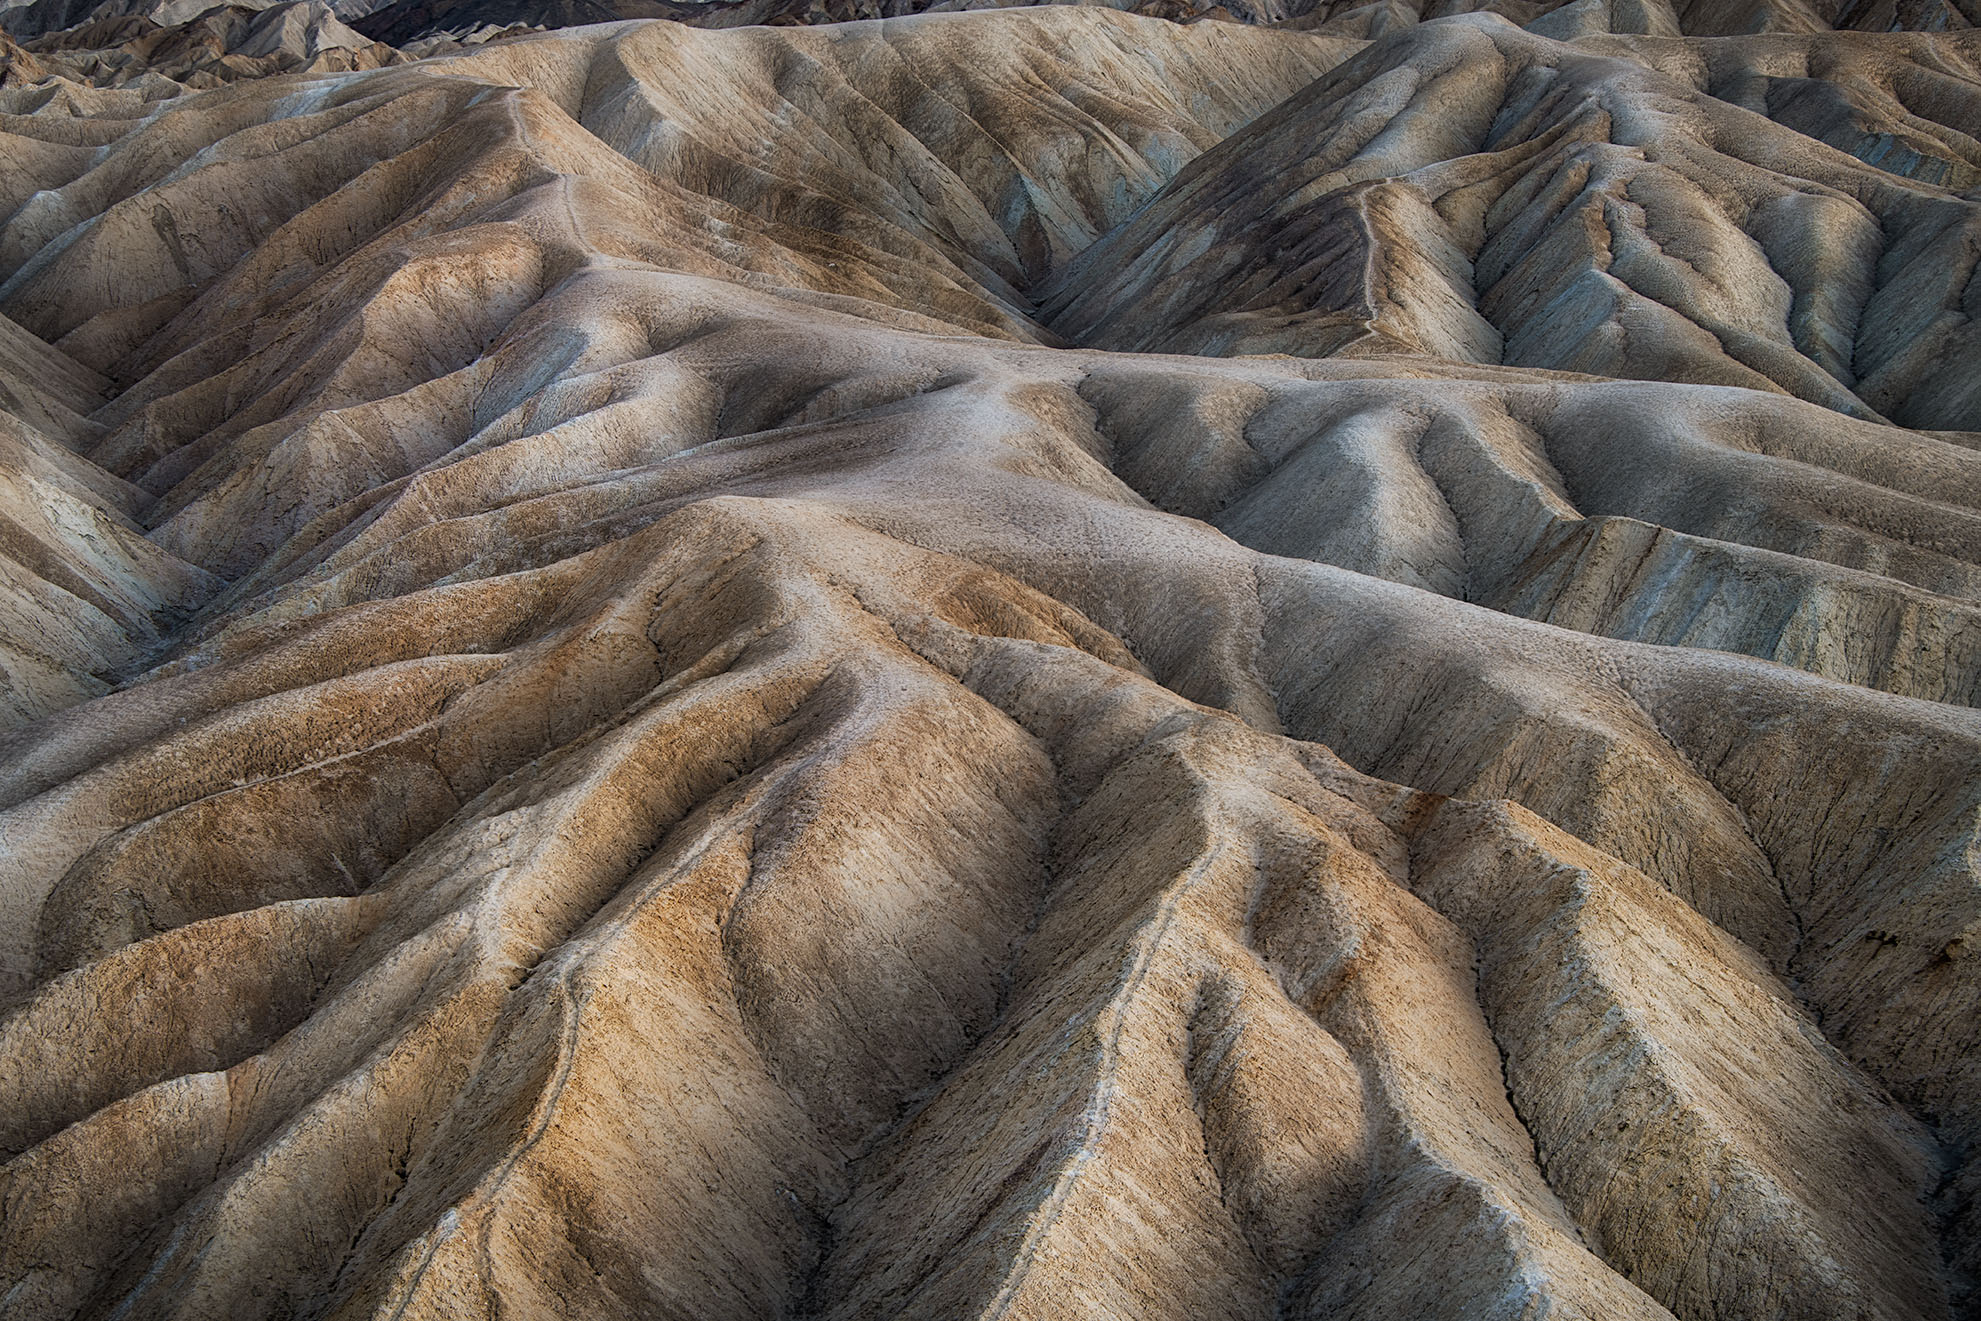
[0,6,1979,1321]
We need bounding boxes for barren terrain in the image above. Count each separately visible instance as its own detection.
[1,4,1979,1319]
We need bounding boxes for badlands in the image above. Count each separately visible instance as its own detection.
[2,0,1981,1317]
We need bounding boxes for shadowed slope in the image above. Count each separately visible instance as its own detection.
[1044,16,1981,430]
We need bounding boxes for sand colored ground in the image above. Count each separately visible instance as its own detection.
[0,7,1977,1319]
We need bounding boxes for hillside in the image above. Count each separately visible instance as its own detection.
[1,6,1978,1320]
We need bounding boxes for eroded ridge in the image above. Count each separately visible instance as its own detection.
[0,8,1977,1321]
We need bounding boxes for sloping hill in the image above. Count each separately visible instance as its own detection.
[0,9,1976,1321]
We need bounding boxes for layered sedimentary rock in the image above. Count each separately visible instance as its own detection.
[0,7,1978,1321]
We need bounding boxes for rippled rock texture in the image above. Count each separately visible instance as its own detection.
[1,7,1979,1320]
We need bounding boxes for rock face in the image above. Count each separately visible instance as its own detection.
[0,6,1978,1321]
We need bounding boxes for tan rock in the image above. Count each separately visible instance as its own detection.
[0,9,1974,1320]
